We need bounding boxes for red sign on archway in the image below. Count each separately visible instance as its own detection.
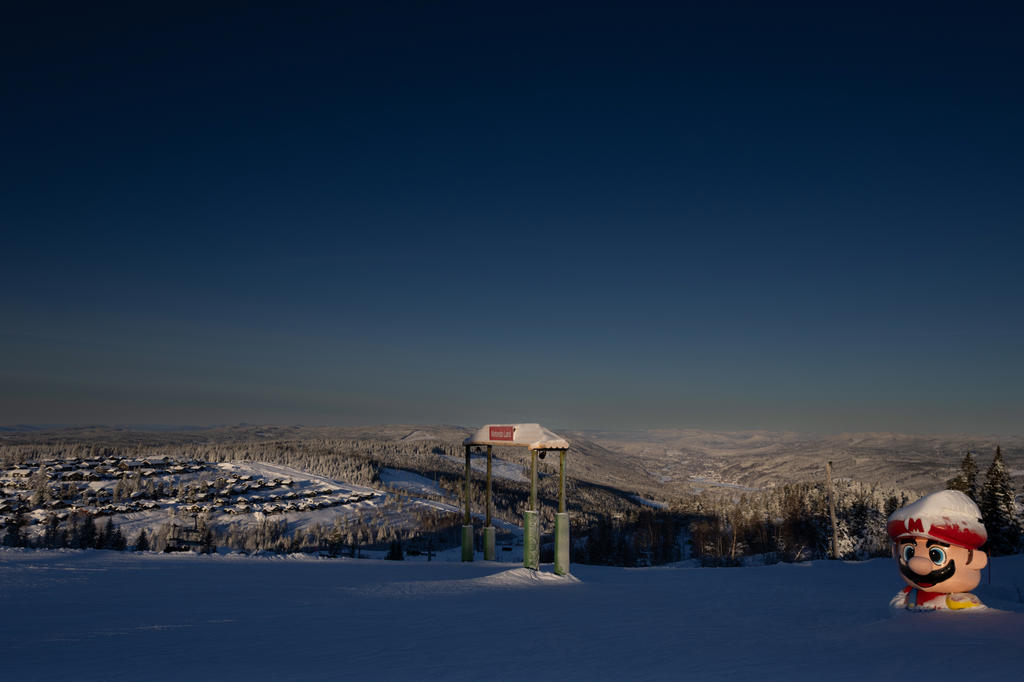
[489,425,514,441]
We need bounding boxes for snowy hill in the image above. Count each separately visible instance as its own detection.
[568,429,1024,493]
[2,549,1022,681]
[4,424,1020,498]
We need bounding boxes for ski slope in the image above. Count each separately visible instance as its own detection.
[441,451,529,482]
[2,549,1023,680]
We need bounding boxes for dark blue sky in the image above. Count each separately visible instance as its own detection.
[2,3,1022,433]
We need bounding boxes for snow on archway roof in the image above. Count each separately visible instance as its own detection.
[463,424,569,450]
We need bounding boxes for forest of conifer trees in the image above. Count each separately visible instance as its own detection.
[2,438,1020,565]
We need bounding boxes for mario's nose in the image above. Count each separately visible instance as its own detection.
[907,556,934,575]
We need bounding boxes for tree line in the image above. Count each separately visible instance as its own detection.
[3,441,1019,564]
[946,446,1021,555]
[3,511,127,551]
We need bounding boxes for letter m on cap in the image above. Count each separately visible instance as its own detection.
[907,518,924,533]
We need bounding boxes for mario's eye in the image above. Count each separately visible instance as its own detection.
[901,544,915,562]
[929,547,946,565]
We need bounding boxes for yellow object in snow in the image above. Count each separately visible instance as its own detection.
[945,593,983,610]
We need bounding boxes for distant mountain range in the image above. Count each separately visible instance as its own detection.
[2,424,1020,498]
[562,429,1024,495]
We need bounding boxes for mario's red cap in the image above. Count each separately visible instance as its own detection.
[886,490,987,549]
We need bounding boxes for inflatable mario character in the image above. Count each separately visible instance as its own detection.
[886,490,988,611]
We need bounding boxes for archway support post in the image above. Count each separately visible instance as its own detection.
[523,449,540,570]
[461,444,473,562]
[483,445,495,560]
[554,449,569,575]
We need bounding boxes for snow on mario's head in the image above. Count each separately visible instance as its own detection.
[886,490,987,549]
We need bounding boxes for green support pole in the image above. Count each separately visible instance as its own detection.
[523,449,539,570]
[523,511,539,570]
[484,445,495,561]
[558,450,566,514]
[485,445,493,527]
[462,444,473,562]
[462,524,474,562]
[554,449,570,576]
[530,449,538,510]
[555,513,569,575]
[483,526,495,562]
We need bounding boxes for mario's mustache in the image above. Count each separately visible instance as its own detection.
[900,559,956,587]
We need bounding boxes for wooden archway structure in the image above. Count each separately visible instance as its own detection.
[462,424,570,575]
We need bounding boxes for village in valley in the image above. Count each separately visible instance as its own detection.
[0,452,394,553]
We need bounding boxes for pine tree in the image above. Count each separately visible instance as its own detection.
[42,513,61,548]
[96,518,115,549]
[70,512,97,549]
[200,526,215,554]
[109,523,126,551]
[979,446,1020,556]
[135,529,150,551]
[2,512,27,547]
[946,451,979,502]
[385,539,404,560]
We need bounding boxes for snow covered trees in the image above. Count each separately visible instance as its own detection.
[946,451,979,501]
[945,446,1022,556]
[2,512,27,547]
[95,518,127,550]
[681,480,902,565]
[979,446,1021,555]
[3,435,1018,564]
[385,539,404,560]
[13,511,128,550]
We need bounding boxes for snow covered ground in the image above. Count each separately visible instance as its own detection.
[379,467,449,498]
[631,494,668,509]
[2,549,1023,681]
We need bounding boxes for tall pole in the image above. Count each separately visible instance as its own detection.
[558,450,566,513]
[826,460,839,560]
[485,445,492,527]
[483,445,495,560]
[464,444,471,525]
[554,449,570,575]
[524,448,540,570]
[530,449,538,511]
[462,444,473,561]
